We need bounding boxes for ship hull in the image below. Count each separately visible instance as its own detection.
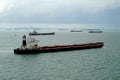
[29,32,55,35]
[14,42,104,54]
[70,30,82,32]
[88,31,103,33]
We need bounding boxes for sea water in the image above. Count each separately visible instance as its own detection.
[0,30,120,80]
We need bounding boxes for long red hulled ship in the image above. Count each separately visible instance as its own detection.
[14,35,104,54]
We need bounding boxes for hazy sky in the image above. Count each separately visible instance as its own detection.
[0,0,120,24]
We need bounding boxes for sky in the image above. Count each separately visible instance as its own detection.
[0,0,120,25]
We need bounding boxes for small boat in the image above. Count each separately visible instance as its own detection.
[14,35,104,54]
[29,30,55,35]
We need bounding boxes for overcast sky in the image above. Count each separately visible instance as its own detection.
[0,0,120,24]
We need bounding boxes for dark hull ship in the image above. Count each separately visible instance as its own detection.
[29,30,55,35]
[14,35,104,54]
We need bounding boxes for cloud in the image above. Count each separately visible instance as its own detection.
[0,0,5,13]
[0,0,120,24]
[2,0,120,14]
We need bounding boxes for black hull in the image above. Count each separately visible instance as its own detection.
[89,31,103,33]
[29,32,55,35]
[71,30,82,32]
[14,42,104,54]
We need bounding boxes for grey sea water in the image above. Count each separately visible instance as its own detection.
[0,30,120,80]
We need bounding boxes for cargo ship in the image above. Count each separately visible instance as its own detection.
[70,30,82,32]
[14,35,104,54]
[29,30,55,35]
[88,30,103,33]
